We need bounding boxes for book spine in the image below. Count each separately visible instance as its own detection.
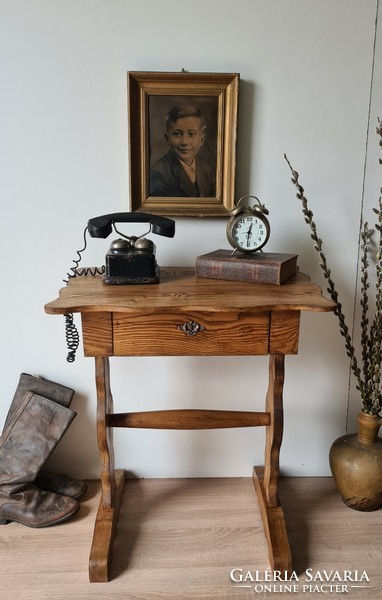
[196,258,281,284]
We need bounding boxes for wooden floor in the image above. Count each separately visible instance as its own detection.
[0,477,381,600]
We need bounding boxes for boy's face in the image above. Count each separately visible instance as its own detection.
[165,116,206,166]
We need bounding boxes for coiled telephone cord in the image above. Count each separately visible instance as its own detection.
[63,226,104,362]
[64,313,80,363]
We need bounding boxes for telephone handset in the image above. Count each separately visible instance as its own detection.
[88,212,175,240]
[63,211,175,361]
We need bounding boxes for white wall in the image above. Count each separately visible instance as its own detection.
[0,0,380,478]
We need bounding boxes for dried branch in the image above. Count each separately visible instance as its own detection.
[285,121,382,414]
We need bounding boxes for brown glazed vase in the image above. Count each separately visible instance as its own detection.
[329,412,382,511]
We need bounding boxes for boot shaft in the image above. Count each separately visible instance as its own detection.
[0,392,76,486]
[4,373,75,431]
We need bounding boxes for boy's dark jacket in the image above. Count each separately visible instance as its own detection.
[150,151,216,197]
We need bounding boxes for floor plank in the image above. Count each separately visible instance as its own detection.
[0,477,381,599]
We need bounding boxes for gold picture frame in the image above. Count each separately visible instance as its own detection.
[128,71,239,217]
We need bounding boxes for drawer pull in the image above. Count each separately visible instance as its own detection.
[177,321,205,336]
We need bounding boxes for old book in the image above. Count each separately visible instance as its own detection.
[195,250,298,285]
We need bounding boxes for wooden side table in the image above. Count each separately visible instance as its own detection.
[45,268,335,582]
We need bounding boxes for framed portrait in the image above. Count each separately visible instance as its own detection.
[128,71,239,217]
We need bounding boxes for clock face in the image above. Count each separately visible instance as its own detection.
[230,214,269,252]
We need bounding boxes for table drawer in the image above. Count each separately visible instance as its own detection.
[113,311,270,356]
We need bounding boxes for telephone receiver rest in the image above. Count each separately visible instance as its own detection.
[87,212,175,239]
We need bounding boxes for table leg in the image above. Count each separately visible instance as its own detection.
[253,354,292,575]
[89,356,126,582]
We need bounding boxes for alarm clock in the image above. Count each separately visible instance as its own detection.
[226,195,270,253]
[196,195,298,284]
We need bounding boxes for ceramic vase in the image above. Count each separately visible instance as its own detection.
[329,411,382,511]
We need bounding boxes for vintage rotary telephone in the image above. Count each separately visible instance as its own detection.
[63,212,175,361]
[65,212,175,285]
[87,212,175,284]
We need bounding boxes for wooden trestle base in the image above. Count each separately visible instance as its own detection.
[253,466,292,576]
[89,469,126,583]
[88,467,292,582]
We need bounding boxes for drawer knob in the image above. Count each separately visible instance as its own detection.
[177,321,205,336]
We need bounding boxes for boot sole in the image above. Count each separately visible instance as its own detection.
[0,503,80,527]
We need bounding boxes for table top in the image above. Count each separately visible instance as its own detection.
[44,267,336,315]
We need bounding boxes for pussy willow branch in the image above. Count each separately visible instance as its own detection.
[370,195,382,413]
[360,223,371,389]
[370,120,382,413]
[284,154,365,400]
[284,120,382,414]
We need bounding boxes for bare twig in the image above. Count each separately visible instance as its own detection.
[284,135,382,414]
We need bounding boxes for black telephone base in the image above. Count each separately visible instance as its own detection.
[103,267,160,285]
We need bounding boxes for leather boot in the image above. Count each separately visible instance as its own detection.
[6,373,87,498]
[0,391,79,527]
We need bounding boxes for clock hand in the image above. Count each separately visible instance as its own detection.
[246,224,253,247]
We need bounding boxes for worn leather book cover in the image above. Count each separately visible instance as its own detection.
[195,250,298,285]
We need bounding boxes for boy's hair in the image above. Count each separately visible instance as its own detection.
[165,103,206,131]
